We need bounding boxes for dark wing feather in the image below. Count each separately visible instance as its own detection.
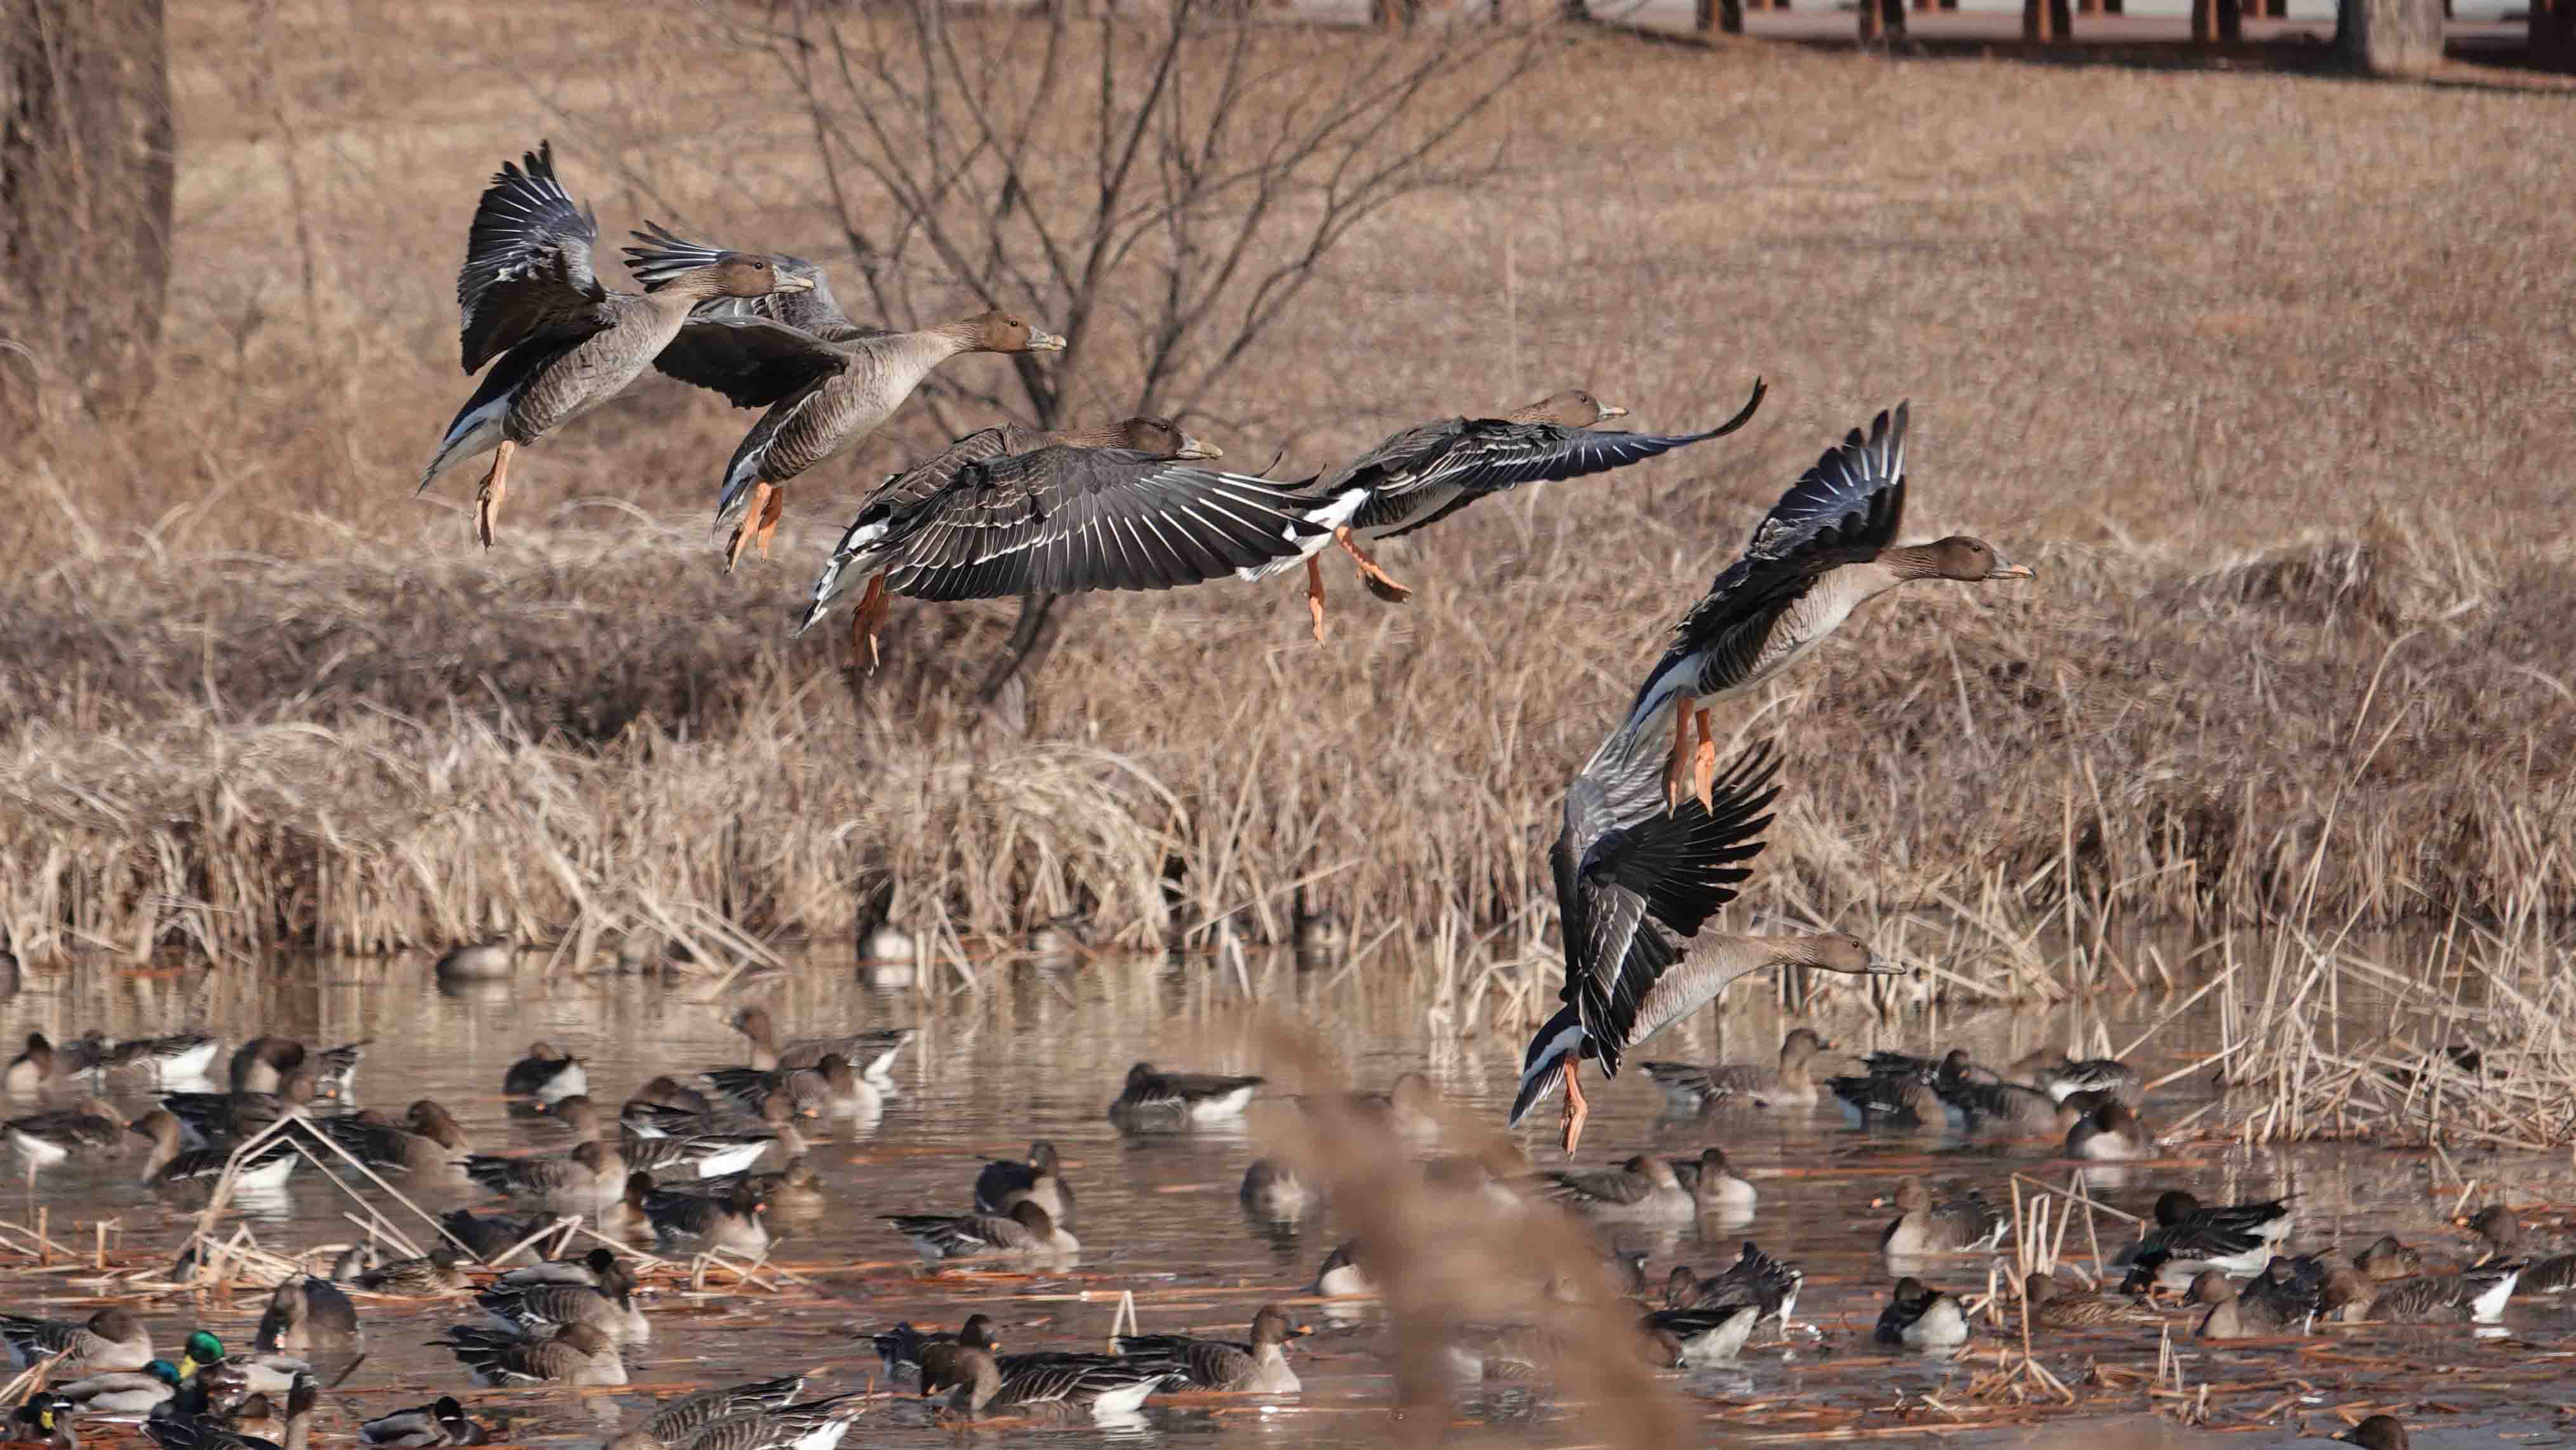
[1559,740,1780,1077]
[457,142,610,374]
[883,450,1321,602]
[651,318,850,409]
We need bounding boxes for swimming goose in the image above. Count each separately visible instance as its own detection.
[2187,1268,2304,1339]
[2317,1266,2379,1323]
[2115,1192,2293,1286]
[886,1200,1075,1264]
[603,1396,866,1450]
[476,1253,649,1344]
[254,1277,360,1353]
[549,1096,773,1181]
[2349,1261,2520,1324]
[1878,1176,2008,1261]
[637,1378,809,1440]
[1540,1153,1695,1222]
[1638,1304,1759,1366]
[1107,1063,1264,1129]
[431,940,513,984]
[703,1056,869,1119]
[438,1322,626,1386]
[2027,1054,2142,1106]
[2337,1418,2410,1450]
[493,1245,622,1289]
[871,1318,997,1386]
[1243,380,1766,641]
[501,1042,587,1102]
[225,1037,310,1096]
[1827,1072,1951,1133]
[305,1099,469,1179]
[1,1308,154,1373]
[1238,1158,1314,1220]
[420,145,810,547]
[796,417,1232,643]
[437,1207,573,1266]
[2065,1100,2156,1160]
[1671,1146,1757,1216]
[973,1140,1076,1226]
[1665,1240,1804,1324]
[631,1174,771,1256]
[358,1398,488,1448]
[1642,1027,1834,1110]
[1505,725,1902,1151]
[2464,1205,2576,1292]
[6,1098,126,1171]
[2021,1273,2151,1330]
[462,1138,627,1213]
[1873,1278,1969,1350]
[1313,1240,1375,1297]
[1114,1305,1304,1392]
[2354,1235,2425,1281]
[57,1360,184,1414]
[624,233,1065,568]
[726,1007,909,1080]
[1619,403,2034,809]
[928,1345,1174,1423]
[3,1034,60,1095]
[109,1033,221,1086]
[1936,1077,2089,1137]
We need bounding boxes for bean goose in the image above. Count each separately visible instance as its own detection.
[108,1033,222,1086]
[2349,1262,2520,1324]
[1114,1305,1304,1392]
[1639,1305,1761,1366]
[2464,1205,2576,1292]
[1642,1028,1833,1110]
[928,1344,1174,1422]
[885,1200,1075,1263]
[501,1042,587,1102]
[1878,1176,2008,1261]
[254,1276,361,1353]
[2188,1268,2305,1339]
[1669,1146,1757,1216]
[6,1098,125,1172]
[1243,380,1765,641]
[603,1396,866,1450]
[420,144,808,546]
[1665,1241,1805,1325]
[1507,727,1896,1151]
[1874,1278,1969,1350]
[1541,1153,1695,1222]
[637,1378,808,1440]
[2022,1273,2152,1330]
[476,1252,649,1344]
[724,1007,909,1080]
[1107,1063,1264,1129]
[2065,1100,2156,1160]
[2354,1235,2425,1282]
[622,238,1065,569]
[871,1319,996,1386]
[972,1140,1076,1226]
[359,1399,488,1448]
[2337,1418,2410,1450]
[437,1322,626,1386]
[0,1307,154,1373]
[1238,1158,1314,1220]
[461,1139,627,1213]
[1620,403,2033,809]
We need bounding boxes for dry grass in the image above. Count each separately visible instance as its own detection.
[3,0,2570,969]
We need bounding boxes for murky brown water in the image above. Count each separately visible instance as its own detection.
[4,949,2573,1449]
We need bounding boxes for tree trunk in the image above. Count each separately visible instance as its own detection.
[2337,0,2441,72]
[0,0,175,430]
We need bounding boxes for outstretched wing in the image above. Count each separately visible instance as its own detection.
[1556,735,1779,1077]
[624,224,883,342]
[882,449,1324,601]
[457,142,611,374]
[651,316,849,410]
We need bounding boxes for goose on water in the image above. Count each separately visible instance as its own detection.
[1643,1027,1835,1110]
[1620,403,2032,809]
[419,144,810,546]
[1243,380,1765,641]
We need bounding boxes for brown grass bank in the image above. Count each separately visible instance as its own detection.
[2,3,2570,962]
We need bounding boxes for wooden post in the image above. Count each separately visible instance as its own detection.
[2535,0,2576,69]
[2193,0,2240,42]
[2024,0,2071,39]
[2337,0,2441,70]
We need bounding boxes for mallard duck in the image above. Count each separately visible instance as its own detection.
[1874,1278,1969,1350]
[142,1371,314,1450]
[1106,1063,1264,1129]
[885,1201,1074,1264]
[176,1332,307,1395]
[1113,1305,1302,1393]
[419,145,810,546]
[346,1245,470,1297]
[972,1141,1075,1227]
[357,1399,486,1448]
[1643,1028,1834,1110]
[1244,380,1766,641]
[1505,728,1897,1151]
[475,1252,648,1344]
[1878,1176,2008,1261]
[1620,403,2034,809]
[6,1395,72,1450]
[621,234,1065,570]
[1,1307,153,1373]
[57,1360,185,1413]
[437,1322,625,1386]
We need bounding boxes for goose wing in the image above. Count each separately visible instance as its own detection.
[1357,379,1766,537]
[1626,403,1909,726]
[625,225,881,342]
[1544,1167,1653,1207]
[457,142,613,374]
[881,450,1323,601]
[640,1378,806,1440]
[1554,734,1780,1077]
[651,317,848,410]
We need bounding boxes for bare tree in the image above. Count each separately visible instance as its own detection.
[745,0,1547,694]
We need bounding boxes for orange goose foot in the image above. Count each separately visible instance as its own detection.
[847,574,890,671]
[474,440,516,549]
[1691,707,1719,814]
[1305,556,1329,643]
[724,481,775,573]
[1559,1053,1590,1155]
[753,485,787,560]
[1335,526,1412,604]
[1662,697,1695,811]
